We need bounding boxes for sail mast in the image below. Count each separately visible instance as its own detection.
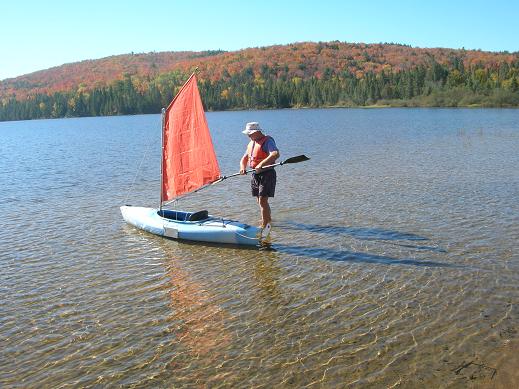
[159,108,166,212]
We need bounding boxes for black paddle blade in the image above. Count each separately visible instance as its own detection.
[284,155,310,164]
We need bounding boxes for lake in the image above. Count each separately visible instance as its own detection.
[1,108,518,387]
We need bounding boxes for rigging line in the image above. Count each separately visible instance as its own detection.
[161,179,220,206]
[123,125,158,205]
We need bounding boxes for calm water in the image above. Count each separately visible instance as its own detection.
[1,108,519,388]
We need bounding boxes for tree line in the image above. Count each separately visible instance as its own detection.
[1,58,518,121]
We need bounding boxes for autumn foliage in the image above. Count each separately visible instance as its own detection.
[2,42,518,99]
[1,41,518,121]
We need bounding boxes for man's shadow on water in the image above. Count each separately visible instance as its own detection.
[270,222,452,268]
[277,222,447,253]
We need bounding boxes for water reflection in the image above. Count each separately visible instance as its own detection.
[253,254,283,304]
[158,242,231,360]
[167,265,231,356]
[155,238,287,385]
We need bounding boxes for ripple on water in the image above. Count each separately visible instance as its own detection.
[1,110,519,387]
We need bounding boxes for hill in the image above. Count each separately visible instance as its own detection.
[0,50,225,99]
[1,41,519,121]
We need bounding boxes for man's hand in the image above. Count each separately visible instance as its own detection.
[239,169,247,175]
[254,166,263,174]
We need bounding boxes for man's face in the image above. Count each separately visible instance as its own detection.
[248,131,263,141]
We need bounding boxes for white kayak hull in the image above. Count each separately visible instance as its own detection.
[120,206,261,246]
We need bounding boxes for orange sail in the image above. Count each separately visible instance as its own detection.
[161,74,221,203]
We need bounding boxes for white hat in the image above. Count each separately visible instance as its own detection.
[242,122,263,135]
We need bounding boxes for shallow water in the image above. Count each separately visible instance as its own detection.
[1,108,518,387]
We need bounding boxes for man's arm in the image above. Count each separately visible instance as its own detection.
[255,150,280,173]
[239,153,249,174]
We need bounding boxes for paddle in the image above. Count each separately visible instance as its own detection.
[215,154,310,183]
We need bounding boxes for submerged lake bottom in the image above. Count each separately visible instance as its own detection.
[1,108,518,387]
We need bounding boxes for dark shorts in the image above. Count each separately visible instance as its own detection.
[251,169,276,197]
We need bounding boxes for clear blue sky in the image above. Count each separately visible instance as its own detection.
[1,0,518,81]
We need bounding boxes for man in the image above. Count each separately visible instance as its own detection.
[239,122,280,237]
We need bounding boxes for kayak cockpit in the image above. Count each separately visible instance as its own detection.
[158,209,209,222]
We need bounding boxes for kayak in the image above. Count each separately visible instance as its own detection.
[120,206,261,246]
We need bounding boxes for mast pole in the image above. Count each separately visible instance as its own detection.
[159,108,166,212]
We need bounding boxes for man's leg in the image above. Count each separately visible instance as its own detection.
[257,196,271,228]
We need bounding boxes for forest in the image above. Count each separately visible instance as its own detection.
[1,42,518,121]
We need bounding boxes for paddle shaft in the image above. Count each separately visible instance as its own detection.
[225,161,283,179]
[216,154,309,182]
[167,155,309,201]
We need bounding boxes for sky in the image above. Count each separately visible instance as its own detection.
[1,0,518,81]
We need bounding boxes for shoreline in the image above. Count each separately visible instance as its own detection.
[1,104,519,123]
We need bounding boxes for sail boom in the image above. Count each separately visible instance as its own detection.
[161,178,220,207]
